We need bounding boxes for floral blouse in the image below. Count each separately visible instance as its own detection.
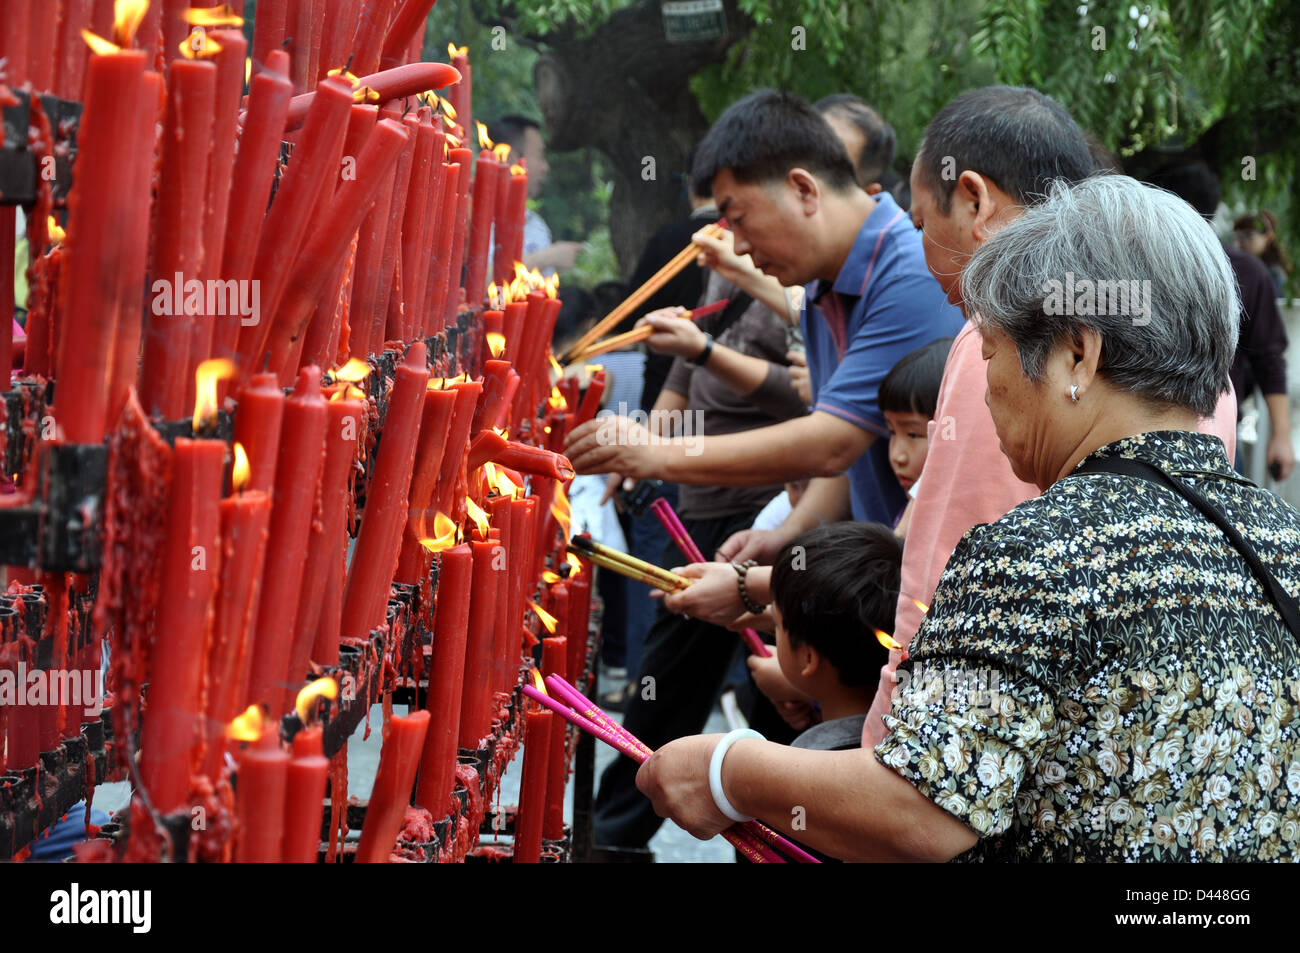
[875,431,1300,861]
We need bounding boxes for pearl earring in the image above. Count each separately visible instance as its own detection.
[1069,384,1079,403]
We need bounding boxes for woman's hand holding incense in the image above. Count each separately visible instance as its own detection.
[717,527,792,566]
[636,734,733,840]
[640,308,706,358]
[660,561,745,625]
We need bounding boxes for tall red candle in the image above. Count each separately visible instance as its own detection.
[282,725,330,862]
[565,568,593,691]
[464,149,500,307]
[427,160,462,333]
[203,484,271,780]
[348,138,401,358]
[394,110,434,341]
[246,367,329,715]
[513,707,552,863]
[379,0,438,69]
[413,544,473,816]
[141,57,217,421]
[415,124,448,338]
[367,100,416,353]
[494,166,528,284]
[394,385,459,583]
[252,0,288,70]
[340,342,429,638]
[471,359,513,435]
[442,149,474,325]
[351,0,400,77]
[540,633,569,840]
[310,545,346,667]
[288,394,363,682]
[139,437,225,813]
[53,47,147,444]
[487,496,515,698]
[26,0,55,93]
[356,709,430,862]
[236,727,289,862]
[231,373,287,494]
[457,540,501,748]
[1,0,32,90]
[433,379,482,517]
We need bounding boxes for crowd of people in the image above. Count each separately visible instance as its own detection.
[547,84,1299,862]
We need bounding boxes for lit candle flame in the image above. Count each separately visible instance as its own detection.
[486,332,505,358]
[551,482,572,541]
[227,704,263,742]
[476,121,492,150]
[334,357,372,383]
[179,26,223,59]
[418,512,458,553]
[510,163,526,177]
[542,569,562,584]
[47,216,66,245]
[465,496,490,538]
[446,131,462,147]
[875,629,903,652]
[353,85,380,103]
[913,599,930,614]
[295,677,338,724]
[192,358,234,430]
[492,143,511,163]
[114,0,150,47]
[438,96,458,121]
[244,56,252,84]
[544,273,561,299]
[81,29,121,55]
[531,601,558,634]
[488,465,518,497]
[329,383,366,402]
[183,4,243,26]
[447,43,468,59]
[487,281,502,310]
[232,442,250,492]
[531,669,546,693]
[428,372,469,389]
[565,552,583,576]
[547,386,566,412]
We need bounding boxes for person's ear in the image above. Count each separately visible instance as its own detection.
[956,170,1001,243]
[865,182,883,196]
[799,644,819,680]
[1060,326,1104,397]
[788,168,821,216]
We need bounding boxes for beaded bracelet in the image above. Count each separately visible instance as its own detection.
[732,559,768,615]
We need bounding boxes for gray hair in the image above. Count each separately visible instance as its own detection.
[962,175,1237,417]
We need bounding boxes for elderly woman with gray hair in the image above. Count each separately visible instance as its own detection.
[636,174,1300,862]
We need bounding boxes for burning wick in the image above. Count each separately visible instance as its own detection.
[193,358,234,431]
[227,704,264,742]
[295,677,339,725]
[418,512,458,552]
[232,442,251,492]
[531,601,558,634]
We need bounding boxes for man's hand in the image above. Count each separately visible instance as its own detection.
[661,561,744,626]
[641,308,708,359]
[716,526,793,565]
[635,734,732,840]
[524,240,583,272]
[565,415,659,479]
[692,228,760,288]
[1267,431,1296,481]
[786,349,811,405]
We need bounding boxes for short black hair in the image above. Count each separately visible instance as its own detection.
[1144,161,1221,220]
[770,522,902,690]
[487,115,541,154]
[692,89,859,195]
[917,86,1093,212]
[878,337,953,419]
[815,94,897,188]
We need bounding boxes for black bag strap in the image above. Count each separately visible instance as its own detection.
[1074,455,1300,642]
[705,292,754,343]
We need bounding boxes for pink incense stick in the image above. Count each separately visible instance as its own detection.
[522,683,786,863]
[650,498,771,657]
[544,674,819,863]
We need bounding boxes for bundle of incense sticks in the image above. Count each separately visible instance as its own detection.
[526,673,820,863]
[650,498,771,657]
[567,536,691,592]
[567,299,731,364]
[562,223,726,361]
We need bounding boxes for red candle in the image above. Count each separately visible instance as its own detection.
[139,437,225,813]
[246,367,329,715]
[141,57,217,421]
[217,51,292,374]
[447,46,471,139]
[465,428,507,472]
[513,707,552,863]
[231,373,287,495]
[491,440,575,481]
[161,0,191,67]
[540,633,569,840]
[574,368,607,426]
[433,379,482,517]
[349,125,402,358]
[512,497,538,665]
[252,0,288,70]
[289,0,316,90]
[236,727,289,862]
[427,160,462,333]
[203,482,271,779]
[464,149,501,307]
[239,75,353,376]
[340,343,429,638]
[53,47,147,444]
[356,709,430,862]
[494,166,528,285]
[310,545,346,667]
[0,208,14,377]
[415,122,448,338]
[413,543,473,816]
[501,300,526,362]
[366,100,416,354]
[265,117,409,375]
[457,540,501,749]
[394,385,459,583]
[441,149,474,325]
[282,726,330,862]
[471,359,513,435]
[26,0,55,93]
[487,496,515,698]
[379,0,438,69]
[282,62,461,128]
[565,568,593,690]
[351,0,400,76]
[288,394,363,685]
[1,0,32,90]
[395,110,435,341]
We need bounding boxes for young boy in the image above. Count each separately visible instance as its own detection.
[878,337,952,533]
[747,521,902,750]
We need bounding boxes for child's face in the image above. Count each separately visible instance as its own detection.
[883,409,930,491]
[772,604,807,693]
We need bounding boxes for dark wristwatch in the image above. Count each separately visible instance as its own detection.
[689,333,715,368]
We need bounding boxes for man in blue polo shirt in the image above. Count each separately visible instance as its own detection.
[566,89,961,529]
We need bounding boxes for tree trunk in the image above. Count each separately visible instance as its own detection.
[530,0,750,279]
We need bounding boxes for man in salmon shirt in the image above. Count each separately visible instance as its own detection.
[859,86,1239,745]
